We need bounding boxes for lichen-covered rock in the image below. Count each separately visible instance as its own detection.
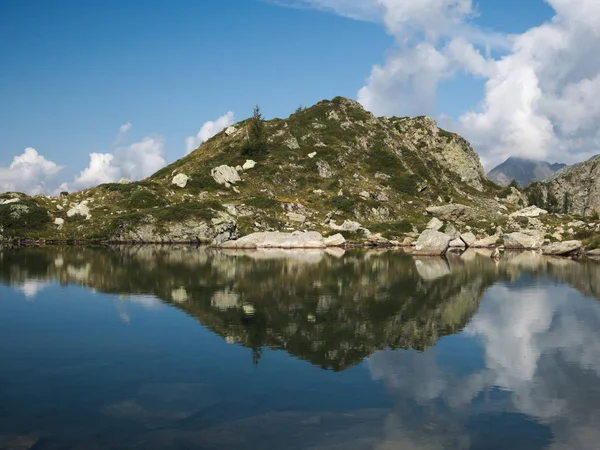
[542,241,582,256]
[211,165,241,187]
[414,230,452,256]
[426,204,474,222]
[503,231,545,249]
[172,173,189,188]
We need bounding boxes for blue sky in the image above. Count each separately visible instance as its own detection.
[1,0,596,194]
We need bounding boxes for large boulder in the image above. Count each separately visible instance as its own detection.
[329,220,363,233]
[413,230,452,256]
[542,240,582,256]
[449,238,466,248]
[503,231,545,249]
[172,173,189,188]
[211,165,241,187]
[426,204,474,221]
[242,159,256,170]
[510,206,548,218]
[324,233,346,246]
[219,231,327,249]
[67,201,91,220]
[471,235,500,248]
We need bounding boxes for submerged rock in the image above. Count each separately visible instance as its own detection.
[414,230,452,256]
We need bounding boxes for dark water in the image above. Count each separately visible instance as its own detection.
[1,247,600,449]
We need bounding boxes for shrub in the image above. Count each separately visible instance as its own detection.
[245,196,281,210]
[388,174,418,196]
[128,190,166,209]
[0,201,50,237]
[329,196,356,214]
[155,201,224,223]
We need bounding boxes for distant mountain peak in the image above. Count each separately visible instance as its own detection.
[487,157,566,187]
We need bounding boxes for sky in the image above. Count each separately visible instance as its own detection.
[1,0,598,195]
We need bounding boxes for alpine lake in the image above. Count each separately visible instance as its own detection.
[1,245,600,450]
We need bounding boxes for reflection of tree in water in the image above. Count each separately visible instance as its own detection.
[1,246,600,374]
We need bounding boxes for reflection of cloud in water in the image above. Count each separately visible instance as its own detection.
[368,281,600,449]
[15,280,50,299]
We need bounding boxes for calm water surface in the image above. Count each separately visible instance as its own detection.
[1,246,600,449]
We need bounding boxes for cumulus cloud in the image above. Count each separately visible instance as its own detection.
[0,148,63,195]
[185,111,235,155]
[68,124,167,190]
[277,0,600,168]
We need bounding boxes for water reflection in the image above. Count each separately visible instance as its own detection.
[1,246,600,449]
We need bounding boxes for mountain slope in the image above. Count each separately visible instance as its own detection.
[0,97,521,244]
[487,157,566,187]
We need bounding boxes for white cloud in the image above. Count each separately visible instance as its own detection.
[279,0,600,168]
[71,136,166,190]
[0,148,64,195]
[186,111,235,155]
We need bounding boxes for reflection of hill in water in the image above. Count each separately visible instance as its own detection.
[1,246,599,371]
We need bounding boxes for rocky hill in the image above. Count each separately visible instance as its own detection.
[0,96,599,252]
[487,156,565,187]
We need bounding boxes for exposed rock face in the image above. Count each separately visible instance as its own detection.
[67,202,91,220]
[510,206,548,218]
[118,178,132,184]
[426,204,474,222]
[172,173,189,188]
[503,231,545,250]
[542,241,582,256]
[219,231,327,249]
[225,126,238,136]
[549,155,600,216]
[211,165,241,187]
[317,161,334,178]
[414,230,452,256]
[395,116,487,191]
[487,157,566,187]
[324,233,346,246]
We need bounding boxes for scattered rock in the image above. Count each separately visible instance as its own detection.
[287,212,306,223]
[0,198,20,205]
[284,137,300,150]
[324,233,346,246]
[414,230,452,256]
[211,165,241,187]
[172,173,189,188]
[510,206,548,218]
[118,178,132,184]
[242,159,256,170]
[317,160,334,178]
[376,192,389,202]
[329,220,363,233]
[426,217,444,231]
[542,240,582,256]
[54,218,65,227]
[225,126,238,136]
[359,191,370,200]
[503,231,545,249]
[426,204,474,221]
[308,152,317,158]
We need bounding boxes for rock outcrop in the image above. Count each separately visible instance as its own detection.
[542,241,582,256]
[426,204,474,222]
[503,231,545,250]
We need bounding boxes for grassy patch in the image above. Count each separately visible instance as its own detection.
[0,200,50,238]
[329,196,356,214]
[245,196,281,210]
